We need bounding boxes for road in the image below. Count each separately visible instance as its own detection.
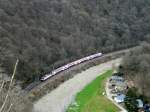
[33,58,122,112]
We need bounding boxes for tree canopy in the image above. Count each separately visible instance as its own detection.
[122,44,150,97]
[0,0,150,86]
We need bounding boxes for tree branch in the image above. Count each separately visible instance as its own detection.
[0,59,19,112]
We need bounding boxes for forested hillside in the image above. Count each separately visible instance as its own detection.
[0,0,150,86]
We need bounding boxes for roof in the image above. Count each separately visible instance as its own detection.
[136,99,143,108]
[110,76,124,81]
[114,94,126,103]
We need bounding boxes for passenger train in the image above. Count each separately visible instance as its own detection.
[40,52,102,81]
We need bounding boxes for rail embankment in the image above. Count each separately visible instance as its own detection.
[27,47,135,102]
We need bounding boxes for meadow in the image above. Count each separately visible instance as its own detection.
[66,70,120,112]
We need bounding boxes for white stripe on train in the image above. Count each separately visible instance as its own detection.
[40,52,102,81]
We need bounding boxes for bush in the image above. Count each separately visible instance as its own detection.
[124,88,138,112]
[113,72,124,76]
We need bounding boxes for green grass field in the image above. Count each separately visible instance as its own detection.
[66,70,120,112]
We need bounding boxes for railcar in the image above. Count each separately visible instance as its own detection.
[40,52,102,81]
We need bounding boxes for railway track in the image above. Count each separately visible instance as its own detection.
[23,47,137,99]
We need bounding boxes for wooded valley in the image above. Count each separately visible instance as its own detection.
[0,0,150,86]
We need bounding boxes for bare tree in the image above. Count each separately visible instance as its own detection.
[0,60,33,112]
[0,59,18,112]
[122,44,150,97]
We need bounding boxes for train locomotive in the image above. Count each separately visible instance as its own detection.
[40,52,102,81]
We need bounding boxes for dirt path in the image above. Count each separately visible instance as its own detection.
[33,58,122,112]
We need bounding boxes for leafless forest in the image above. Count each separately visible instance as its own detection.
[0,0,150,87]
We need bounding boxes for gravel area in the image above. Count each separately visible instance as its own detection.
[33,58,122,112]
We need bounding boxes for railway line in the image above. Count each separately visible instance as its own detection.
[24,47,137,99]
[23,53,103,92]
[40,53,102,81]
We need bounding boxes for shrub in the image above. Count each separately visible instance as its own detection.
[124,88,138,112]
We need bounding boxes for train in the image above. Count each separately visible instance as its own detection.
[40,52,102,81]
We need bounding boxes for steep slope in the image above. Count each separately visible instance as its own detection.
[0,0,150,86]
